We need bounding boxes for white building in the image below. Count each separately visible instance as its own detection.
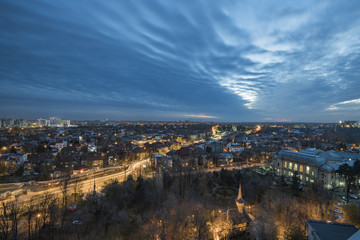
[273,148,360,189]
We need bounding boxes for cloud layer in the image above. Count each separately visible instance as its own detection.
[1,0,360,121]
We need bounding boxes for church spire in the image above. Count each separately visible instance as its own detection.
[235,183,245,214]
[237,184,242,201]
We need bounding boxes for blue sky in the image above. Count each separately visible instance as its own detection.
[1,0,360,122]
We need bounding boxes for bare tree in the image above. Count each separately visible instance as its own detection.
[61,177,70,229]
[72,178,83,203]
[24,198,37,240]
[0,201,22,240]
[207,211,232,240]
[48,197,59,240]
[189,209,210,240]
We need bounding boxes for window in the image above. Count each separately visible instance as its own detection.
[289,172,293,177]
[294,164,298,171]
[284,161,287,168]
[277,169,280,173]
[289,162,293,169]
[306,166,310,174]
[312,171,314,176]
[300,175,303,180]
[278,162,280,167]
[306,177,309,181]
[300,165,303,172]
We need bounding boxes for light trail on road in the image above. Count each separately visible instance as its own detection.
[4,159,150,205]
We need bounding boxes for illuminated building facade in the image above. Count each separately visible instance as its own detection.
[273,148,360,189]
[38,117,71,127]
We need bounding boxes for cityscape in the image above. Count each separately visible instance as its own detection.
[1,1,360,240]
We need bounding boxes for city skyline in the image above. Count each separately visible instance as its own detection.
[1,1,360,122]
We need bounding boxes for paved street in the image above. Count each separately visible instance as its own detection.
[1,159,150,205]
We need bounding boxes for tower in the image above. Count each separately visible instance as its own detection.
[235,184,245,214]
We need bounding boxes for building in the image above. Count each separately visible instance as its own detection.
[227,143,244,152]
[338,121,360,128]
[38,117,71,128]
[0,153,27,173]
[306,220,358,240]
[38,118,49,127]
[88,144,97,152]
[273,148,360,188]
[81,153,104,169]
[50,140,68,150]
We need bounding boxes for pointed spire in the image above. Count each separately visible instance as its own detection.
[237,184,243,201]
[235,183,245,214]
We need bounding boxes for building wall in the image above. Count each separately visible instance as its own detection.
[273,155,340,188]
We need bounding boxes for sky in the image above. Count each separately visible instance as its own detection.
[1,0,360,122]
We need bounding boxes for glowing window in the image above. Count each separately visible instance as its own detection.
[294,164,298,171]
[312,171,314,176]
[277,169,280,173]
[306,177,309,181]
[289,172,293,177]
[306,166,310,174]
[289,162,293,169]
[300,175,303,180]
[300,165,303,172]
[284,161,287,168]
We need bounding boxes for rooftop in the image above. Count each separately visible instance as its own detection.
[306,220,358,240]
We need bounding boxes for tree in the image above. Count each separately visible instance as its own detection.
[189,209,210,240]
[9,146,17,154]
[353,159,360,176]
[0,201,22,240]
[343,203,360,228]
[72,178,83,203]
[24,198,37,240]
[207,211,232,240]
[291,171,301,196]
[284,226,307,240]
[336,163,356,203]
[61,177,70,229]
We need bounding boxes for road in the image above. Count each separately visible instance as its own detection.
[1,161,268,205]
[3,159,150,205]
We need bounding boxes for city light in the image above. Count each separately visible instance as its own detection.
[1,0,360,237]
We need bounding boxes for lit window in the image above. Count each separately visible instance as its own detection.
[294,164,298,171]
[306,177,309,181]
[300,175,303,180]
[289,172,293,177]
[300,165,303,172]
[284,161,287,168]
[312,171,314,176]
[277,169,280,173]
[306,166,310,174]
[289,162,293,169]
[310,179,314,183]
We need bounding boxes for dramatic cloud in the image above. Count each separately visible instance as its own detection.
[1,0,360,121]
[183,114,218,119]
[327,98,360,111]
